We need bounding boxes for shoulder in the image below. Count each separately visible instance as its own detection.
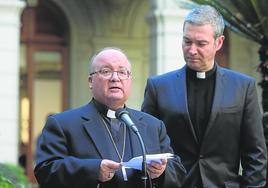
[149,69,181,82]
[218,66,256,85]
[54,104,89,118]
[46,103,92,128]
[145,69,183,90]
[219,66,255,80]
[126,109,166,133]
[128,108,163,124]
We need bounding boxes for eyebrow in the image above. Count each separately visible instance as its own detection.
[97,66,130,70]
[183,37,209,43]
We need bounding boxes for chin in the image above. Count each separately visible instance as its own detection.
[107,96,124,102]
[187,64,200,71]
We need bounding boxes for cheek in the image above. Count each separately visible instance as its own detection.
[182,45,188,52]
[124,82,132,95]
[183,46,196,55]
[92,80,107,94]
[122,80,131,92]
[203,48,216,59]
[197,48,211,57]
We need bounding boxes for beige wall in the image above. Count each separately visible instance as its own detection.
[228,30,262,109]
[229,31,260,77]
[33,79,61,154]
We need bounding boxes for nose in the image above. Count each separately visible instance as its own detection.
[188,44,198,55]
[110,71,120,81]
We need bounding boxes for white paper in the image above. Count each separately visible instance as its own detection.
[122,153,174,170]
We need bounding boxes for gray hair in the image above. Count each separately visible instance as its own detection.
[89,47,129,74]
[183,5,225,38]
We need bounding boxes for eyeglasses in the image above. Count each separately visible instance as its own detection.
[90,68,131,80]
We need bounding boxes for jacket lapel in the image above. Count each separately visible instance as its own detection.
[82,102,117,160]
[127,110,144,157]
[203,65,225,138]
[176,66,199,143]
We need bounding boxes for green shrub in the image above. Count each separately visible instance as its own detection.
[0,163,29,188]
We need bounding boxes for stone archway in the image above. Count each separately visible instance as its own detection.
[52,0,150,109]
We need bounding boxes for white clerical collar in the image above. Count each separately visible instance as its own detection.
[107,109,116,118]
[196,72,206,79]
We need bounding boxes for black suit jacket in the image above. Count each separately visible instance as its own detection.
[34,100,186,188]
[142,65,267,188]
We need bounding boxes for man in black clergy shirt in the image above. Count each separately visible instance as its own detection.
[142,5,267,188]
[34,47,186,188]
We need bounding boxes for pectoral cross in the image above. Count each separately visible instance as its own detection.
[122,165,128,181]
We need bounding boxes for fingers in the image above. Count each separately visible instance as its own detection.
[108,171,115,178]
[98,159,168,181]
[98,159,121,182]
[147,159,167,179]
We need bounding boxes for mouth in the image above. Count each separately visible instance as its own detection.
[109,86,122,91]
[187,58,199,63]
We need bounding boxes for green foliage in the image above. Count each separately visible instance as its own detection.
[0,163,29,188]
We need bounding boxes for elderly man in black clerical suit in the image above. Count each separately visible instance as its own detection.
[142,5,267,188]
[34,47,186,188]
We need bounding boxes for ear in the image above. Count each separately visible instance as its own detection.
[215,35,225,51]
[88,76,92,89]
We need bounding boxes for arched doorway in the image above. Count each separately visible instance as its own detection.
[19,0,69,182]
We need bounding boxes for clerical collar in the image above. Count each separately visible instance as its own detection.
[196,72,205,79]
[186,64,216,80]
[93,98,124,118]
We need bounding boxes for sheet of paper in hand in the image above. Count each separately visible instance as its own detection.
[122,153,174,170]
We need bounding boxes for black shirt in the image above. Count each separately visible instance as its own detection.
[186,65,216,143]
[92,99,137,188]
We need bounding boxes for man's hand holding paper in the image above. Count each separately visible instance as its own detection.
[147,158,167,179]
[122,153,174,170]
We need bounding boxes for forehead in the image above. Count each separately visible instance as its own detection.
[93,50,131,69]
[183,23,215,40]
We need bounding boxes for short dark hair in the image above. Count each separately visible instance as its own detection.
[183,5,225,38]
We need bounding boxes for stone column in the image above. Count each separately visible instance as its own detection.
[0,0,25,163]
[147,0,189,75]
